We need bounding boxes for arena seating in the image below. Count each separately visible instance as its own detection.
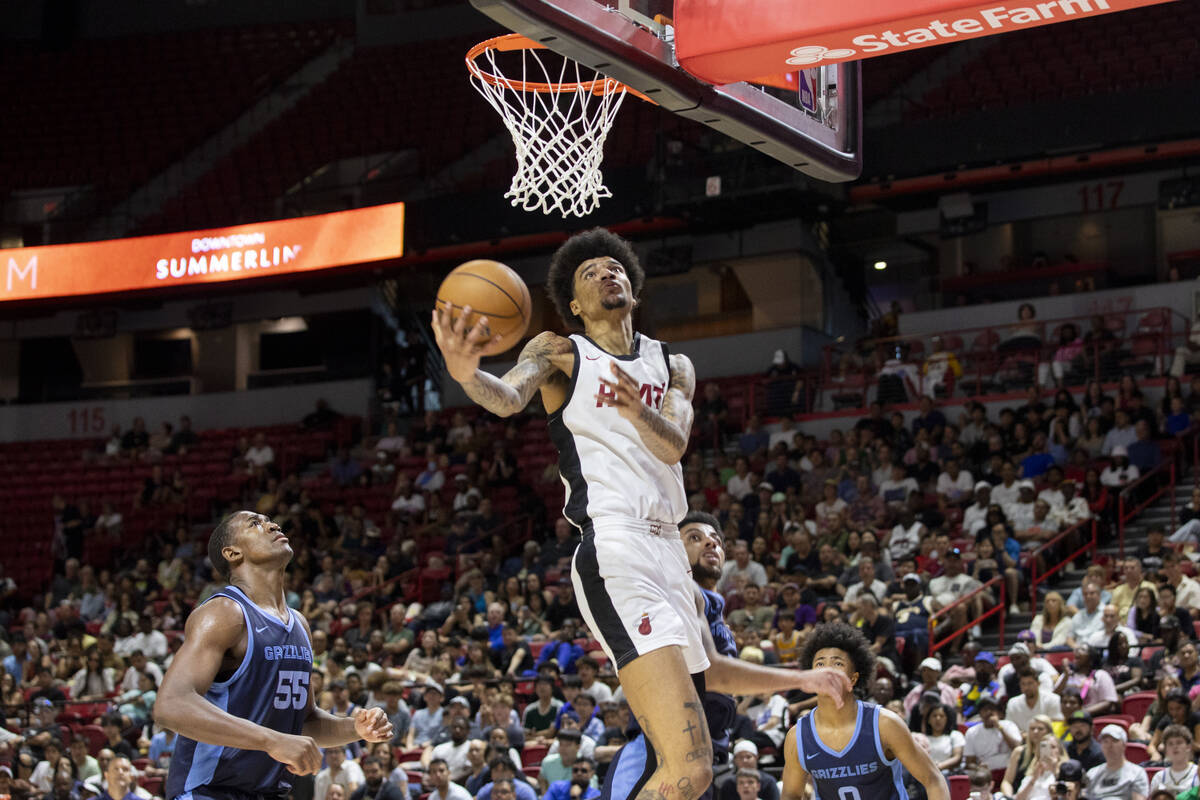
[0,23,346,210]
[907,3,1200,119]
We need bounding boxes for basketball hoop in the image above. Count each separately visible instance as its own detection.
[466,34,653,218]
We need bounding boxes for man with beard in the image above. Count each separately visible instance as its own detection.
[349,757,405,800]
[601,512,848,800]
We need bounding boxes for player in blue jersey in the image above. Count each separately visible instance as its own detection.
[783,622,948,800]
[603,511,840,800]
[153,511,394,800]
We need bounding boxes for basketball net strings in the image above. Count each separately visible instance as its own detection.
[469,47,629,218]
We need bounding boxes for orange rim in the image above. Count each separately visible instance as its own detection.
[466,33,656,104]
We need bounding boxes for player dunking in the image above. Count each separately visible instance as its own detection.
[153,512,393,800]
[783,623,948,800]
[433,230,847,800]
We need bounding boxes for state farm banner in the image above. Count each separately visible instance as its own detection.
[675,0,1176,85]
[0,202,405,303]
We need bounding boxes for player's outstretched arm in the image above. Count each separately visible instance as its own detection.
[780,726,810,800]
[880,708,949,800]
[152,598,323,776]
[692,586,850,705]
[297,615,393,747]
[432,307,568,417]
[598,353,695,465]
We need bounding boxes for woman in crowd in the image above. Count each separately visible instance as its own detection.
[1028,591,1072,650]
[1014,735,1068,800]
[924,702,964,775]
[1002,715,1055,796]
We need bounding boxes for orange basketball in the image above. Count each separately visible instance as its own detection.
[435,259,532,356]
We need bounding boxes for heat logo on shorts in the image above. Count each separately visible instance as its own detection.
[638,613,652,635]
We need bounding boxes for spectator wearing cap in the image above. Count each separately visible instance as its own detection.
[1083,725,1147,800]
[998,644,1058,701]
[1100,447,1140,488]
[715,741,779,800]
[1006,482,1038,533]
[903,657,960,716]
[717,540,767,594]
[1065,711,1104,771]
[959,652,1004,720]
[965,696,1022,770]
[929,548,983,641]
[425,716,472,781]
[408,682,446,747]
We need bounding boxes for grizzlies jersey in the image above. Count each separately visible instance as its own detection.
[549,332,686,530]
[166,586,313,800]
[794,701,907,800]
[700,588,737,763]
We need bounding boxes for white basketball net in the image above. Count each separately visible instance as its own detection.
[468,37,634,218]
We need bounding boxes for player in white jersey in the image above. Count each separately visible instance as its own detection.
[433,229,847,800]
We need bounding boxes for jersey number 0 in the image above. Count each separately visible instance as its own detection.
[273,670,309,710]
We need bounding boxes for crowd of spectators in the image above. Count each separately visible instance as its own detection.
[4,366,1200,800]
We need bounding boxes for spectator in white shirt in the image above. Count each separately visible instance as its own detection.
[963,483,993,535]
[964,696,1022,770]
[390,475,426,517]
[717,540,767,593]
[120,652,164,692]
[991,462,1022,509]
[1067,581,1106,649]
[726,458,754,501]
[878,464,919,508]
[887,508,925,561]
[245,432,275,469]
[120,615,168,660]
[314,747,365,800]
[1005,669,1063,733]
[1052,480,1091,528]
[1100,447,1140,488]
[936,458,974,506]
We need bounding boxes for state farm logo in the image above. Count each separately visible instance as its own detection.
[786,45,856,66]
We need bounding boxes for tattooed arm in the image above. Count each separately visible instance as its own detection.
[432,304,568,417]
[597,353,695,465]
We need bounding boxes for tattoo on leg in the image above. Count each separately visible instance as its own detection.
[681,701,704,746]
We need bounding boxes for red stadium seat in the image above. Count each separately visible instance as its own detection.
[522,744,549,767]
[1124,742,1149,764]
[949,774,971,800]
[1122,692,1156,721]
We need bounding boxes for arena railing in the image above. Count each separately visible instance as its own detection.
[817,306,1186,409]
[1027,518,1097,610]
[1117,456,1178,559]
[928,575,1005,655]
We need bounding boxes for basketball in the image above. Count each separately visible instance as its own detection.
[435,259,532,356]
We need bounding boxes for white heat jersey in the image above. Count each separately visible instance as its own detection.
[548,332,687,529]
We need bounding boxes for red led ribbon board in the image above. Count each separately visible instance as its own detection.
[675,0,1177,86]
[0,202,405,303]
